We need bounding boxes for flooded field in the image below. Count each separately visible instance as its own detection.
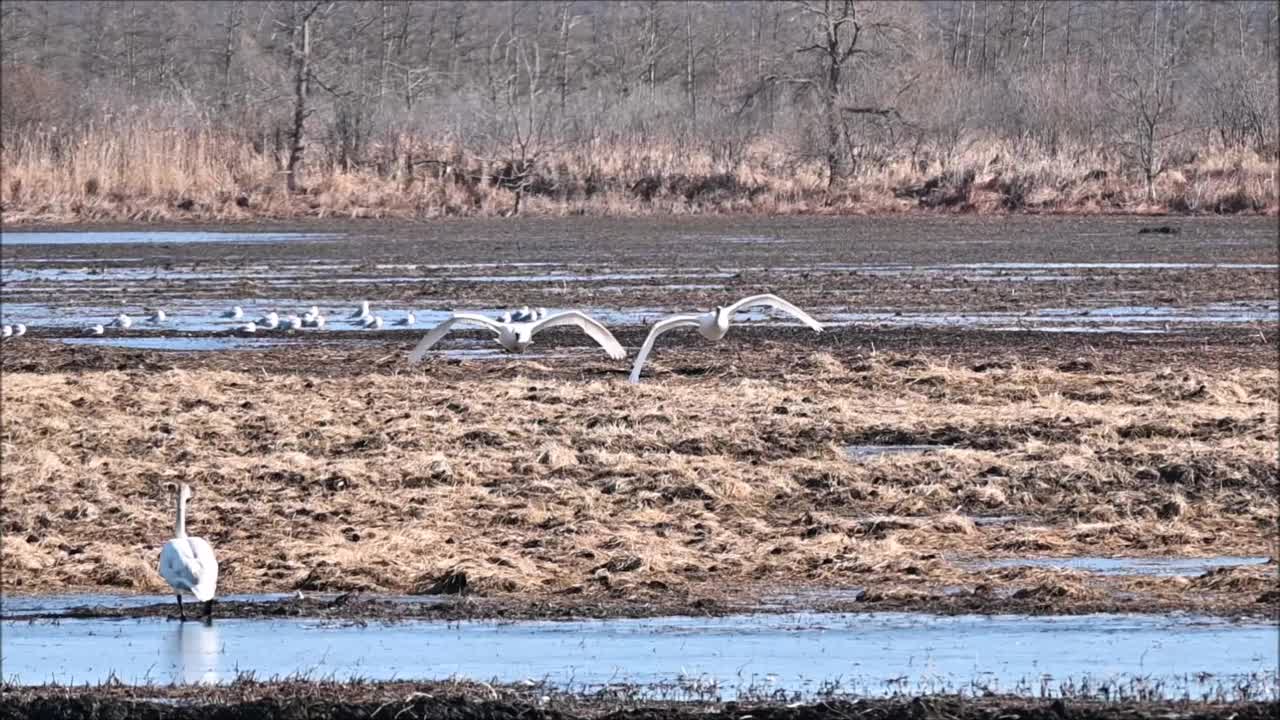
[3,605,1276,700]
[1,216,1276,716]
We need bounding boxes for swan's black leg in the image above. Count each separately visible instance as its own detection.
[177,595,186,621]
[204,599,214,622]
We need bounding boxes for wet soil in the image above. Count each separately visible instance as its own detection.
[1,683,1275,720]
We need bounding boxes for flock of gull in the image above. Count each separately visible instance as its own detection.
[2,293,823,384]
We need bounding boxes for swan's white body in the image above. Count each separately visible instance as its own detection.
[409,310,625,363]
[12,324,26,337]
[87,324,105,336]
[350,301,371,320]
[148,309,167,323]
[223,306,244,320]
[114,313,133,329]
[629,294,823,383]
[158,483,219,619]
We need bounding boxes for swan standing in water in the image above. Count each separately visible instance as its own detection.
[409,310,625,363]
[629,294,823,383]
[222,306,244,320]
[158,483,219,621]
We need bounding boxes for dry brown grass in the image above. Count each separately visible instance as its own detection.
[2,123,1275,224]
[1,352,1274,607]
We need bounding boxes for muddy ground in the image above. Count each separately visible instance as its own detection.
[1,681,1276,720]
[1,216,1277,620]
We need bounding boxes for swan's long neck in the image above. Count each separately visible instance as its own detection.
[175,492,188,538]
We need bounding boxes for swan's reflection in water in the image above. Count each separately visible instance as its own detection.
[167,621,221,684]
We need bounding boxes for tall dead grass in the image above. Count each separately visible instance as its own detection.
[2,121,1275,224]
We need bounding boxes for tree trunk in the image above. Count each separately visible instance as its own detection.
[685,3,696,128]
[220,2,242,114]
[286,15,311,194]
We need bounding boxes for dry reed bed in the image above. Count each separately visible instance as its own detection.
[2,126,1276,223]
[1,353,1275,610]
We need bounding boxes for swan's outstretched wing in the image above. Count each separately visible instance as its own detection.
[725,294,823,332]
[628,315,702,384]
[531,311,626,360]
[408,313,504,365]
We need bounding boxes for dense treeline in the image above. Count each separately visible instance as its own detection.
[1,1,1276,221]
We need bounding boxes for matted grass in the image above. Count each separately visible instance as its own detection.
[2,352,1274,610]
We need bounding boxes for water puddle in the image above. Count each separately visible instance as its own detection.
[970,556,1272,577]
[828,302,1278,332]
[1,610,1273,698]
[0,231,341,246]
[844,445,942,460]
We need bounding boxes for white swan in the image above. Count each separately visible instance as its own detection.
[87,324,105,336]
[148,309,167,323]
[222,306,244,320]
[396,311,416,326]
[158,483,219,621]
[12,324,26,337]
[350,301,371,319]
[113,313,133,329]
[409,310,625,364]
[629,294,823,383]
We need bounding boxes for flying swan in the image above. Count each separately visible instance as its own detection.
[409,310,625,364]
[158,483,219,621]
[629,294,823,383]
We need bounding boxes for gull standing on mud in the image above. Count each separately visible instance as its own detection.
[350,301,371,320]
[396,311,417,326]
[363,314,384,329]
[87,324,105,336]
[629,294,824,383]
[1,325,10,339]
[258,311,279,330]
[148,309,167,323]
[113,313,133,329]
[409,310,625,363]
[158,483,219,622]
[222,306,244,320]
[12,323,26,337]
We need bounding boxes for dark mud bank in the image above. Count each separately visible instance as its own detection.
[2,693,1276,720]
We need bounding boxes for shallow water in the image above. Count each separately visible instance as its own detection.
[844,445,942,460]
[0,231,340,246]
[1,610,1274,699]
[971,556,1272,577]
